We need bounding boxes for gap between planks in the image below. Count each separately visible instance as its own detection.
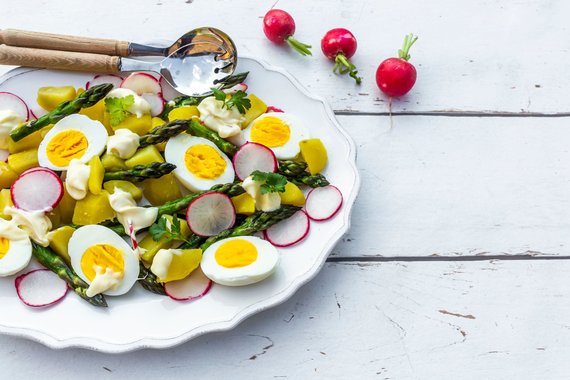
[326,255,570,263]
[334,110,570,117]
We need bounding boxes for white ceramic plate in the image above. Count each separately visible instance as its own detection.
[0,57,360,352]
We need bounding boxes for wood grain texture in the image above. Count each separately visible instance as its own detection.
[1,261,569,379]
[0,45,119,73]
[0,29,130,56]
[0,0,566,113]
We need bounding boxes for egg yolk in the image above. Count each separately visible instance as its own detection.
[215,239,258,268]
[250,116,291,147]
[184,144,226,179]
[80,244,124,281]
[0,237,9,260]
[46,129,88,167]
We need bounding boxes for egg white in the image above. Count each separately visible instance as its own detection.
[0,237,31,277]
[243,113,310,159]
[201,236,280,286]
[68,225,138,296]
[164,134,235,192]
[38,114,109,171]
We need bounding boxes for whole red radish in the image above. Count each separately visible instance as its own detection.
[376,34,418,97]
[321,28,361,84]
[263,9,312,56]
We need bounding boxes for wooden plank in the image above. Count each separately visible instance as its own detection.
[333,115,570,257]
[1,260,570,378]
[0,0,567,113]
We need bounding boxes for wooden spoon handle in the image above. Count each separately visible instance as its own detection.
[0,29,130,56]
[0,45,120,73]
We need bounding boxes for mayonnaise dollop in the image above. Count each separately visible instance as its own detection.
[0,110,23,149]
[150,248,177,280]
[65,158,91,200]
[0,216,29,241]
[197,96,244,138]
[3,206,52,246]
[108,188,158,234]
[106,128,140,159]
[86,265,123,297]
[242,176,282,212]
[106,88,151,118]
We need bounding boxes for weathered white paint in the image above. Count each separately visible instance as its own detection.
[2,261,570,379]
[0,0,568,113]
[334,115,570,258]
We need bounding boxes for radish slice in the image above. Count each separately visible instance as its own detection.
[15,269,68,308]
[86,74,123,89]
[223,83,248,94]
[264,210,310,247]
[121,73,161,95]
[164,267,212,301]
[141,92,165,116]
[11,168,64,212]
[186,192,236,237]
[266,106,284,113]
[0,149,8,162]
[233,142,278,180]
[159,76,183,101]
[30,107,47,120]
[0,92,29,121]
[305,185,343,221]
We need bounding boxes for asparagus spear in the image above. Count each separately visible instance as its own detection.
[10,83,114,142]
[157,181,245,217]
[287,173,330,188]
[139,120,188,148]
[138,263,166,296]
[31,242,107,307]
[103,162,176,182]
[277,160,308,176]
[187,119,238,156]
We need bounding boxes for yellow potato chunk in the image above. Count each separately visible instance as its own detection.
[158,249,202,283]
[88,155,105,195]
[0,161,18,189]
[37,86,77,112]
[279,181,306,206]
[8,128,43,154]
[79,99,106,124]
[125,145,164,168]
[7,149,38,175]
[142,173,181,206]
[57,186,76,224]
[101,153,127,171]
[0,189,13,219]
[231,193,256,215]
[103,180,143,202]
[48,226,75,265]
[113,114,153,136]
[242,94,268,128]
[139,215,190,265]
[299,138,328,175]
[72,190,115,225]
[168,106,199,121]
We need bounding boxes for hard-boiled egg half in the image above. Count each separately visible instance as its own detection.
[68,225,138,296]
[201,236,279,286]
[38,114,108,171]
[0,220,31,277]
[165,134,235,192]
[243,113,310,159]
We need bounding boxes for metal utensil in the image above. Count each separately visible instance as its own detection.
[0,27,237,96]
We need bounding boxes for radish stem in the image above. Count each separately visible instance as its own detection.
[398,33,418,61]
[333,54,362,84]
[286,36,312,56]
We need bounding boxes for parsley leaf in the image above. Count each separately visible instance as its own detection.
[149,216,187,243]
[210,88,252,114]
[149,216,168,242]
[105,95,135,127]
[251,170,288,194]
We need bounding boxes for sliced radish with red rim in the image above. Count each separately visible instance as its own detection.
[233,142,278,181]
[30,107,47,120]
[141,93,165,117]
[121,73,161,95]
[15,269,68,308]
[186,192,236,237]
[223,83,248,94]
[164,267,212,301]
[11,168,64,212]
[264,210,310,247]
[0,92,29,121]
[86,74,124,89]
[159,76,183,101]
[266,106,284,113]
[305,185,343,221]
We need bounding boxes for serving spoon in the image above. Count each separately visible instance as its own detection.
[0,27,237,96]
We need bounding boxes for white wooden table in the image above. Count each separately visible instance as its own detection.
[1,0,568,378]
